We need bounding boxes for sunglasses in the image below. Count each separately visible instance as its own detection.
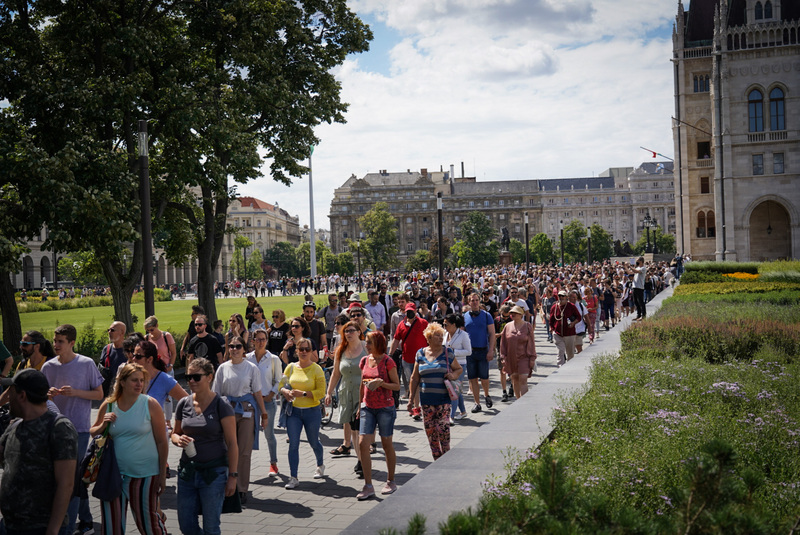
[350,313,362,318]
[186,373,208,382]
[194,322,206,326]
[344,328,358,334]
[272,315,280,318]
[291,324,302,329]
[133,353,146,359]
[19,341,36,346]
[229,344,244,350]
[297,347,312,353]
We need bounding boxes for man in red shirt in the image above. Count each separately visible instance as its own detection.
[388,303,428,419]
[549,290,581,367]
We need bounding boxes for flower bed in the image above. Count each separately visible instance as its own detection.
[416,282,800,533]
[673,280,800,296]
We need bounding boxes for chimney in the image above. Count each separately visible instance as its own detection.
[450,164,455,183]
[420,168,428,178]
[461,162,465,178]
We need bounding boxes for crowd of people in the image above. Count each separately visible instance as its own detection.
[0,256,683,534]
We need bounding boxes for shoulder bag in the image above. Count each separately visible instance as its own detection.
[442,349,460,401]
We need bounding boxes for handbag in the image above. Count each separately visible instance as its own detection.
[81,427,109,485]
[442,349,460,401]
[92,434,122,501]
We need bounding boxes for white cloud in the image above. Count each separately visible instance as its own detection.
[240,0,678,231]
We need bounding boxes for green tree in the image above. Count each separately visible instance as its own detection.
[530,233,556,265]
[405,250,432,272]
[296,240,331,276]
[246,248,264,280]
[352,203,399,272]
[157,0,372,323]
[264,242,299,278]
[57,252,106,287]
[456,212,498,267]
[587,224,615,262]
[633,225,676,255]
[335,252,355,276]
[428,235,452,269]
[1,0,372,328]
[509,238,526,264]
[231,236,254,281]
[562,220,588,263]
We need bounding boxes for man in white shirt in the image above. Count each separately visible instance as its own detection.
[363,290,387,333]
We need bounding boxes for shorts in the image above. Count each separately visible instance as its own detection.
[575,332,586,345]
[602,304,614,319]
[466,347,489,380]
[360,406,396,437]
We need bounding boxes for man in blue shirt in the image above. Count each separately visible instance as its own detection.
[463,293,496,413]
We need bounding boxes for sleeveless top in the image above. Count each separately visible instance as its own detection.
[109,395,159,478]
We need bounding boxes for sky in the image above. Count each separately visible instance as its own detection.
[239,0,681,231]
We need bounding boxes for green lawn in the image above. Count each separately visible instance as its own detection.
[4,292,357,338]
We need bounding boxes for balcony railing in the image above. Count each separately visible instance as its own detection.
[695,159,714,168]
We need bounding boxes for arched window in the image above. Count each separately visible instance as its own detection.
[696,211,716,238]
[770,87,785,130]
[697,212,706,238]
[764,1,772,18]
[755,1,763,19]
[706,211,716,238]
[749,89,764,132]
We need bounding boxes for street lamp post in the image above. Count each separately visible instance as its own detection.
[524,212,530,274]
[356,232,363,293]
[643,214,653,253]
[559,220,564,266]
[138,120,155,318]
[652,218,659,255]
[437,192,444,282]
[587,226,592,264]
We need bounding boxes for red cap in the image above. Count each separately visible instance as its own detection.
[404,303,417,312]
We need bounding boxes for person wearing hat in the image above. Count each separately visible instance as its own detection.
[0,369,78,535]
[549,291,581,367]
[499,306,537,399]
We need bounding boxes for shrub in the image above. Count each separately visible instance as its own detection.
[14,288,172,314]
[678,270,725,284]
[684,261,760,274]
[758,260,800,274]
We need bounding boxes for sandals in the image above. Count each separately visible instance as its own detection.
[369,443,377,454]
[330,444,352,456]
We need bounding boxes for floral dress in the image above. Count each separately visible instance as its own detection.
[334,346,368,424]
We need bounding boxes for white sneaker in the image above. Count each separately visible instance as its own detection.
[455,412,468,420]
[285,477,300,489]
[449,417,455,425]
[313,465,325,479]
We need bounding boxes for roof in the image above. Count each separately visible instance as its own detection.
[453,179,539,195]
[238,196,275,210]
[537,176,616,192]
[344,171,426,188]
[685,0,719,44]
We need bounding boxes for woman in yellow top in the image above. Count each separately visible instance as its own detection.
[280,337,326,489]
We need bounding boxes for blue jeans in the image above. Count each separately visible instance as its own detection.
[67,432,93,532]
[261,399,278,463]
[450,369,466,418]
[360,406,396,437]
[177,466,227,535]
[286,406,324,478]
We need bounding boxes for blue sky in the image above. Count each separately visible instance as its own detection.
[241,0,681,230]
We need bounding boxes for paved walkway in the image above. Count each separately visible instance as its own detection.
[85,316,622,534]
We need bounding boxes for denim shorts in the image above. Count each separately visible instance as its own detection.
[466,347,489,380]
[359,406,396,437]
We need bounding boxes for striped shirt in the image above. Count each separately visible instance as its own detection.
[415,348,452,406]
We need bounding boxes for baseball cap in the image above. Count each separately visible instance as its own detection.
[1,368,50,403]
[404,303,417,312]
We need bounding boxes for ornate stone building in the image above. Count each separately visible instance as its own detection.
[12,196,301,289]
[672,0,799,260]
[328,163,677,265]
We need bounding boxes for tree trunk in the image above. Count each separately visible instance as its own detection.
[196,245,218,325]
[194,184,228,326]
[0,271,22,357]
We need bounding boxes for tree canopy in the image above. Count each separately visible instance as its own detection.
[352,202,399,272]
[0,0,372,330]
[455,212,498,267]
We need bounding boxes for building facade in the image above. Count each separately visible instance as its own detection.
[11,196,301,290]
[672,0,799,260]
[328,164,677,265]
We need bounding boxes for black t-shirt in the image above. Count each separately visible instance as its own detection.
[267,323,290,355]
[307,319,325,349]
[482,298,498,317]
[187,334,224,369]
